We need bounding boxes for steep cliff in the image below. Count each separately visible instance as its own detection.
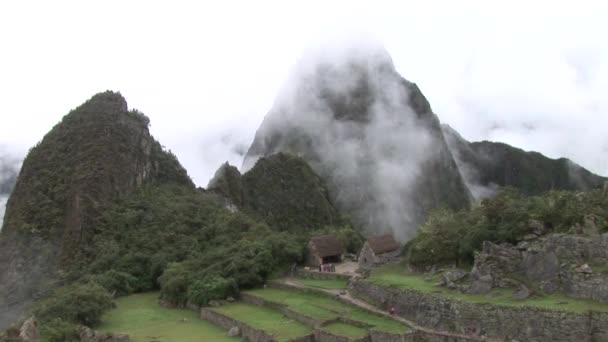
[243,46,471,240]
[209,153,339,230]
[442,125,606,199]
[0,91,192,328]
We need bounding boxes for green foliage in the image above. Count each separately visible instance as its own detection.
[38,319,79,342]
[68,184,317,307]
[33,282,114,326]
[408,188,608,267]
[89,270,139,296]
[241,153,339,231]
[187,275,237,306]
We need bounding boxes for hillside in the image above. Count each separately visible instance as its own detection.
[243,46,471,241]
[0,91,193,329]
[209,153,340,231]
[443,125,607,199]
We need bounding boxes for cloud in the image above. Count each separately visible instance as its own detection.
[0,0,606,188]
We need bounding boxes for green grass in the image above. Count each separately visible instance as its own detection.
[212,303,312,341]
[322,322,369,338]
[297,278,348,290]
[369,264,608,313]
[98,292,237,342]
[244,288,408,333]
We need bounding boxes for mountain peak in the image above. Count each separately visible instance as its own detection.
[78,90,128,114]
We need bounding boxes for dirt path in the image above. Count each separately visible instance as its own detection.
[281,277,501,342]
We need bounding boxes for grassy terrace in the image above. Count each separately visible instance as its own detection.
[212,303,312,341]
[369,264,608,313]
[322,322,369,339]
[98,292,238,342]
[297,278,348,290]
[245,288,409,333]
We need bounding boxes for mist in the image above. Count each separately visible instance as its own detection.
[0,148,20,227]
[244,40,468,241]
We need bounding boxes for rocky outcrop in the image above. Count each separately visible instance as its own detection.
[0,91,193,329]
[78,326,130,342]
[243,45,471,240]
[469,233,608,302]
[442,125,607,199]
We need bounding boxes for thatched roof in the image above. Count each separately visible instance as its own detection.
[310,234,344,257]
[367,234,400,255]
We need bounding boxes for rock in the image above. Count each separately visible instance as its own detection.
[516,241,529,251]
[540,279,561,294]
[227,326,240,337]
[208,300,221,307]
[79,326,131,342]
[528,219,546,236]
[575,263,593,274]
[468,275,493,295]
[523,234,539,241]
[582,215,600,236]
[226,296,235,302]
[523,251,560,282]
[19,316,39,342]
[512,285,531,300]
[443,269,468,284]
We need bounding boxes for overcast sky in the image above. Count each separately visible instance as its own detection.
[0,1,607,187]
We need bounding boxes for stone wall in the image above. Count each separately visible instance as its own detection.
[351,280,608,341]
[358,243,401,269]
[241,293,327,328]
[201,308,316,342]
[471,233,608,301]
[313,329,370,342]
[295,269,352,281]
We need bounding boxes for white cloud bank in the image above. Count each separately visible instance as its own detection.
[0,0,606,187]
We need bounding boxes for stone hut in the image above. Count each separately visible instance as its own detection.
[307,234,344,266]
[358,234,401,268]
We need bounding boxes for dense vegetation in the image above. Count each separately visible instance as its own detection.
[407,188,608,267]
[20,182,360,340]
[209,153,342,231]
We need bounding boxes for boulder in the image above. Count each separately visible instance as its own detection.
[208,300,221,307]
[226,296,235,302]
[528,219,546,236]
[575,263,593,274]
[582,215,600,236]
[227,326,240,337]
[443,269,468,284]
[540,278,561,294]
[522,250,560,282]
[19,317,39,342]
[468,275,493,295]
[512,285,531,301]
[470,241,522,288]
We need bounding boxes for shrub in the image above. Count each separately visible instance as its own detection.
[33,282,114,326]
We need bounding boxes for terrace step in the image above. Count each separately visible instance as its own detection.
[275,277,501,342]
